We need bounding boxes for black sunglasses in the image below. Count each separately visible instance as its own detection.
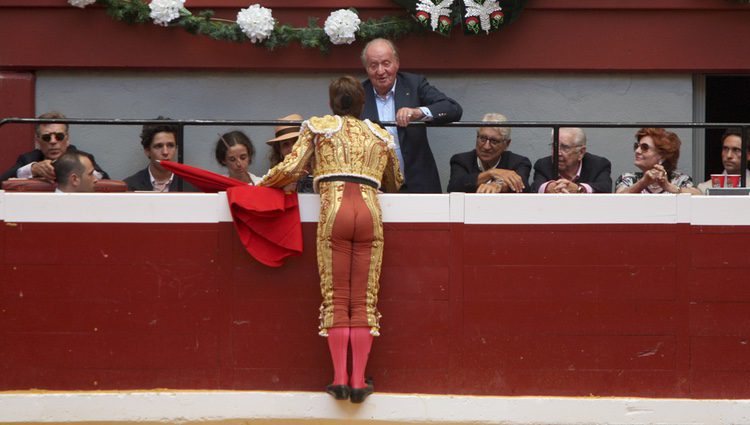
[633,142,651,152]
[40,132,67,143]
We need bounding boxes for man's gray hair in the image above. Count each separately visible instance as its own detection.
[559,127,587,146]
[361,38,399,66]
[481,113,511,140]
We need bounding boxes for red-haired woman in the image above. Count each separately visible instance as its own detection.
[616,128,700,194]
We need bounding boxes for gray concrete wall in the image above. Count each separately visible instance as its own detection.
[35,71,694,191]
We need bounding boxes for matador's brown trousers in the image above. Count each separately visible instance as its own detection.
[317,181,384,334]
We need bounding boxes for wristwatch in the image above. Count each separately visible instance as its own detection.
[576,183,586,193]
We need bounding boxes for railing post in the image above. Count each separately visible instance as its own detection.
[742,126,748,188]
[176,123,184,191]
[551,126,559,181]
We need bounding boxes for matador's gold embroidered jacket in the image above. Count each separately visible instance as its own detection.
[260,115,403,193]
[260,115,403,336]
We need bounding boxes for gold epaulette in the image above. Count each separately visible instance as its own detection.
[306,115,343,135]
[364,120,394,146]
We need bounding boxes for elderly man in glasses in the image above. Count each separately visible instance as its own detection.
[530,127,612,194]
[447,113,530,193]
[0,111,109,183]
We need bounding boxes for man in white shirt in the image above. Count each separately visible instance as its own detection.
[123,117,195,192]
[698,129,750,194]
[52,150,98,193]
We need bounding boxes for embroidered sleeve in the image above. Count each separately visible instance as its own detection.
[364,119,396,149]
[259,123,315,188]
[381,144,404,193]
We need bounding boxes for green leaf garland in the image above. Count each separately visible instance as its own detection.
[80,0,746,53]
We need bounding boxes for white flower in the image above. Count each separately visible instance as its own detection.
[463,0,501,34]
[324,9,361,45]
[149,0,186,27]
[68,0,97,7]
[416,0,454,31]
[236,4,275,43]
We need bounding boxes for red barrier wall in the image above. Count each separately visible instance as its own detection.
[0,72,35,172]
[2,218,749,398]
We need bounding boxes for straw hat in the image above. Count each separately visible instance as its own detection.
[266,113,303,145]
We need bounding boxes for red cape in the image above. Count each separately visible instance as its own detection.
[159,160,303,267]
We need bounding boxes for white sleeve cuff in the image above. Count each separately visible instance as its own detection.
[419,107,433,121]
[16,163,34,179]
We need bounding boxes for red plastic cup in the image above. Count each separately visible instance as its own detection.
[726,174,741,188]
[711,174,726,188]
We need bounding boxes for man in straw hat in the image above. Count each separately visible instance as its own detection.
[266,114,313,193]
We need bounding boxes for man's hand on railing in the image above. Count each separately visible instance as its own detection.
[31,160,56,180]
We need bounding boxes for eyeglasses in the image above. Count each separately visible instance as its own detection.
[549,143,581,153]
[476,135,508,147]
[40,132,67,142]
[633,142,652,152]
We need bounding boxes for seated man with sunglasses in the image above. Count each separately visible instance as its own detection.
[530,127,612,194]
[447,113,530,193]
[0,111,109,183]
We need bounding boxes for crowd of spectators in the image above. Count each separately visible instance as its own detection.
[1,38,744,195]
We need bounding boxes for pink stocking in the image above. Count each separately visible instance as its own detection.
[349,327,373,389]
[327,327,350,386]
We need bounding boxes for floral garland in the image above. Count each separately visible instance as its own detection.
[68,0,421,52]
[67,0,534,52]
[68,0,746,52]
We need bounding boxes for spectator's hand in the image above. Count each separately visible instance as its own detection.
[544,179,570,193]
[644,164,667,187]
[31,160,56,181]
[652,164,669,186]
[546,178,573,193]
[282,182,297,193]
[396,107,424,127]
[558,178,579,193]
[477,182,502,194]
[487,169,524,193]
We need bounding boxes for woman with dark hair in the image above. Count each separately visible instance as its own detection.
[261,76,403,403]
[214,130,260,184]
[615,128,700,194]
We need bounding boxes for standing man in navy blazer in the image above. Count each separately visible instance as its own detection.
[530,127,612,193]
[360,38,463,193]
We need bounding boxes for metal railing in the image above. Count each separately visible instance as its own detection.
[1,117,748,187]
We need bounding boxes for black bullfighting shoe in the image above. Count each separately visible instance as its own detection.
[326,384,351,400]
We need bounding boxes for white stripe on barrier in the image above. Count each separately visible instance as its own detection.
[1,190,749,225]
[0,391,748,425]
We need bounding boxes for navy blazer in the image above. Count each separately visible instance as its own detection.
[530,152,612,193]
[361,72,462,193]
[447,150,532,193]
[123,167,197,192]
[0,145,110,182]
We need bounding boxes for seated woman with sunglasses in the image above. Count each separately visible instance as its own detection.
[615,128,700,194]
